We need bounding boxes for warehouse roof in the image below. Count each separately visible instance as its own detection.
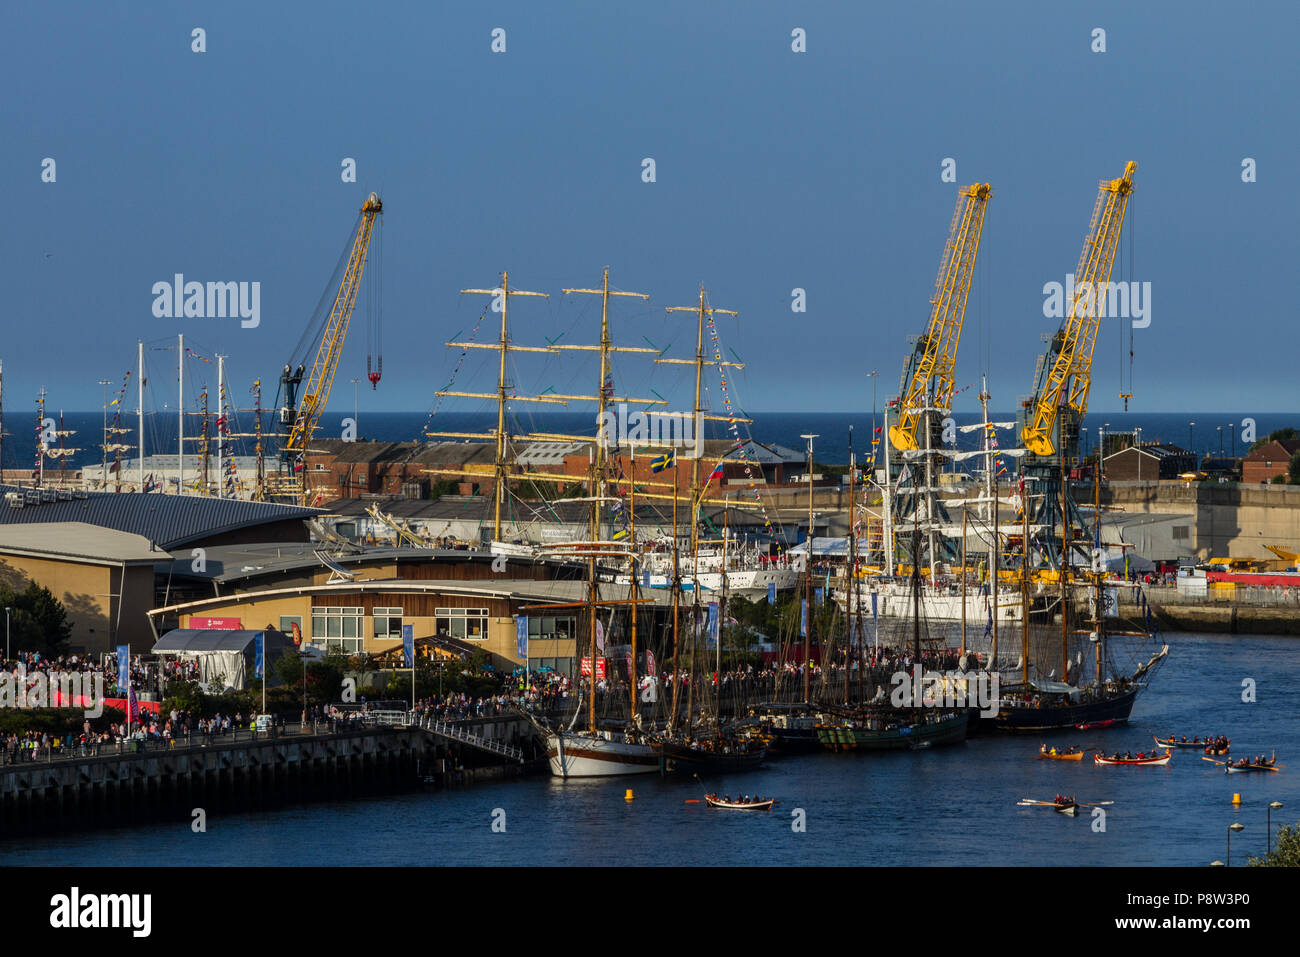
[0,485,320,549]
[0,522,162,564]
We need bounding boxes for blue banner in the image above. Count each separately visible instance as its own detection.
[402,624,414,667]
[800,599,808,637]
[116,645,129,689]
[254,632,264,679]
[871,592,878,624]
[814,586,823,605]
[707,602,719,645]
[642,568,651,588]
[767,581,776,605]
[516,616,528,659]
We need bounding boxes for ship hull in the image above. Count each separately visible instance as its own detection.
[657,740,767,774]
[979,686,1139,734]
[546,732,660,778]
[817,710,969,751]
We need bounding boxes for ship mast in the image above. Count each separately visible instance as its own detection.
[981,380,999,668]
[800,433,818,703]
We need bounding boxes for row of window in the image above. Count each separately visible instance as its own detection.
[282,607,495,655]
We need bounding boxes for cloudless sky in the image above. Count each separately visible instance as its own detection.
[4,1,1297,418]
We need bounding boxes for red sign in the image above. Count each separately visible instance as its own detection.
[579,657,607,679]
[190,617,241,630]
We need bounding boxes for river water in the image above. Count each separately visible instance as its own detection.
[4,631,1296,867]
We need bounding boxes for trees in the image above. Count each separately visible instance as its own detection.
[1248,821,1300,867]
[0,582,73,658]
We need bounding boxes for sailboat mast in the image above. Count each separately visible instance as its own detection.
[847,426,855,707]
[178,333,184,494]
[960,508,967,657]
[1021,472,1030,687]
[718,496,728,724]
[801,432,818,703]
[982,380,998,668]
[587,447,598,735]
[1061,462,1070,682]
[137,340,144,491]
[669,479,681,732]
[628,451,639,725]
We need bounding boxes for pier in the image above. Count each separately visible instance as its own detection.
[0,716,544,837]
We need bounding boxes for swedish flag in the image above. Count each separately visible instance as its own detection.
[650,451,676,473]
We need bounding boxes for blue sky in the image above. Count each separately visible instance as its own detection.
[4,1,1297,417]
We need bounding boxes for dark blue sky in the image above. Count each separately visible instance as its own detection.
[5,1,1296,419]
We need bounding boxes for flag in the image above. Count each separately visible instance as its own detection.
[254,632,265,679]
[710,466,724,481]
[613,528,629,541]
[515,617,528,660]
[290,621,302,646]
[402,624,415,667]
[595,619,606,653]
[650,451,675,473]
[707,602,720,646]
[767,581,776,605]
[645,649,656,675]
[116,646,129,689]
[800,599,808,637]
[127,686,141,725]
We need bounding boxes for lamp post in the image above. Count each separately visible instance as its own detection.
[1188,421,1195,454]
[1228,821,1244,866]
[1229,422,1235,457]
[1217,426,1223,456]
[1268,801,1284,855]
[351,378,360,436]
[4,606,10,662]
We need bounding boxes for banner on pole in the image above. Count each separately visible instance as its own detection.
[116,646,129,689]
[767,581,776,605]
[515,616,528,659]
[402,624,414,667]
[254,632,264,679]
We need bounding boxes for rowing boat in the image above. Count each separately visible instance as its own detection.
[1036,748,1086,761]
[704,794,776,811]
[1205,752,1280,774]
[1095,750,1171,766]
[1154,736,1226,750]
[1076,719,1120,731]
[1018,798,1113,815]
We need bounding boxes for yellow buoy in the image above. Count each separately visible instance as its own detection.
[625,789,635,801]
[1232,793,1242,806]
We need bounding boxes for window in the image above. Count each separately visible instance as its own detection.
[435,607,489,641]
[374,606,404,640]
[311,606,364,654]
[279,616,303,640]
[1172,526,1190,541]
[527,616,577,642]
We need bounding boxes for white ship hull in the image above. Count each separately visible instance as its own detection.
[546,731,661,778]
[835,585,1026,624]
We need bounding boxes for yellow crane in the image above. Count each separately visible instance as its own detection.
[1021,163,1136,457]
[278,192,383,498]
[889,182,992,451]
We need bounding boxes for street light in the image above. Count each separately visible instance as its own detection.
[1268,801,1284,855]
[1188,421,1195,454]
[1228,821,1244,866]
[1228,422,1235,457]
[1217,426,1223,456]
[351,378,360,436]
[4,607,10,662]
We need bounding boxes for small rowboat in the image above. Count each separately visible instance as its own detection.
[1154,736,1224,750]
[1036,749,1086,761]
[1095,750,1172,766]
[1205,752,1280,774]
[704,794,777,811]
[1018,798,1113,816]
[1076,719,1119,730]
